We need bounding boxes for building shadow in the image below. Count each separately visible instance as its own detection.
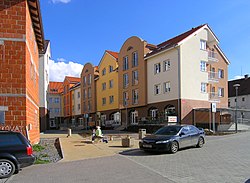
[119,148,165,156]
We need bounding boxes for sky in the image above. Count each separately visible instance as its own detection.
[40,0,250,82]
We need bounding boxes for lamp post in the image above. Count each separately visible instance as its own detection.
[233,84,240,133]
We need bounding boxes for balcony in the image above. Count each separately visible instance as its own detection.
[208,71,219,82]
[207,51,218,63]
[209,92,220,102]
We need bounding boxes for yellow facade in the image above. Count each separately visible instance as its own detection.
[96,51,119,112]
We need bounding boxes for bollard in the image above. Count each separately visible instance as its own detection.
[67,128,72,137]
[139,129,146,139]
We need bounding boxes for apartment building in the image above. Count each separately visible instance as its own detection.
[48,82,63,129]
[228,75,250,121]
[80,63,99,127]
[0,0,44,144]
[62,76,81,126]
[70,83,82,127]
[39,40,51,132]
[96,50,120,127]
[145,24,229,125]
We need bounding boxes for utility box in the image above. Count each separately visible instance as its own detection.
[122,136,134,147]
[139,129,146,139]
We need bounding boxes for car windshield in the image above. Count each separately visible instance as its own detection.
[154,126,182,136]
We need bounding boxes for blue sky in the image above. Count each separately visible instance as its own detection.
[40,0,250,81]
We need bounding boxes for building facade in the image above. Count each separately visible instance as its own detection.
[70,83,82,127]
[96,50,120,127]
[48,82,63,129]
[145,24,229,126]
[39,40,51,132]
[0,0,45,144]
[80,63,99,127]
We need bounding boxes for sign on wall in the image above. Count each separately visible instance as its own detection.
[168,116,177,123]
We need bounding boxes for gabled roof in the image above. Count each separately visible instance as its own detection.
[49,82,63,94]
[65,76,81,84]
[145,24,206,58]
[228,75,250,97]
[106,50,118,59]
[39,40,50,54]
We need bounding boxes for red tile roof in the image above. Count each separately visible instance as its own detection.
[65,76,81,83]
[106,50,118,59]
[146,24,206,58]
[49,82,63,94]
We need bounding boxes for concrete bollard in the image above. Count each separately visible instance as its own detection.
[67,128,72,137]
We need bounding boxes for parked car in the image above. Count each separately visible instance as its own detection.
[139,125,205,153]
[0,131,35,178]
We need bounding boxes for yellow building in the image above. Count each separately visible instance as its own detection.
[96,50,121,127]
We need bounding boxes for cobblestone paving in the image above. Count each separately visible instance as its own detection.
[122,132,250,183]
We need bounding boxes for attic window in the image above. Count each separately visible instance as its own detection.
[127,46,133,51]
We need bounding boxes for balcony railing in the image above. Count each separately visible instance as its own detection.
[209,92,220,102]
[208,71,219,82]
[207,51,218,62]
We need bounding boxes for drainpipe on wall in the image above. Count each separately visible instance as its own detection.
[176,46,181,124]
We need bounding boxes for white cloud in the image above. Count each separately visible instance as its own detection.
[51,0,71,4]
[49,58,83,82]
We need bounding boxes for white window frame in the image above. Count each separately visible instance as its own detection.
[218,87,224,97]
[102,68,106,76]
[132,89,139,104]
[154,84,161,95]
[123,56,129,70]
[163,82,171,93]
[218,69,224,79]
[123,73,129,88]
[102,82,106,90]
[163,60,170,71]
[201,83,207,93]
[154,63,161,74]
[102,97,106,106]
[200,61,207,72]
[132,52,138,67]
[200,40,206,50]
[109,95,114,104]
[132,70,138,85]
[109,80,114,88]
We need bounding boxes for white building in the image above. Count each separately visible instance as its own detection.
[39,40,51,132]
[145,24,230,125]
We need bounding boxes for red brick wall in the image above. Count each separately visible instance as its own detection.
[0,0,40,144]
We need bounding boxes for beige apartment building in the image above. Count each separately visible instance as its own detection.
[145,24,229,126]
[80,63,99,127]
[70,83,82,127]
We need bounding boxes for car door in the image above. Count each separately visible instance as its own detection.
[178,127,192,148]
[189,126,200,146]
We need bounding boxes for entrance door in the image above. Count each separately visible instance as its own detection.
[131,111,138,125]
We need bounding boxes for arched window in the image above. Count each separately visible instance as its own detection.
[148,107,158,120]
[164,105,176,119]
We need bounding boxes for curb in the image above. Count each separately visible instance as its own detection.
[58,138,64,161]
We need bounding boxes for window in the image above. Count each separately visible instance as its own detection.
[163,60,170,71]
[0,134,23,147]
[78,104,80,110]
[242,97,245,102]
[154,84,161,95]
[83,89,86,99]
[88,74,92,85]
[200,40,206,50]
[109,96,114,104]
[0,111,5,125]
[83,76,86,86]
[88,87,91,98]
[109,65,113,72]
[109,80,114,88]
[83,102,86,111]
[201,83,207,93]
[163,82,171,93]
[132,89,139,104]
[154,63,161,74]
[102,82,106,90]
[102,98,106,105]
[123,73,129,88]
[132,52,138,67]
[228,99,231,107]
[218,88,224,97]
[77,92,80,98]
[123,92,128,106]
[200,61,207,72]
[88,101,91,111]
[102,68,106,76]
[218,69,224,78]
[123,56,129,70]
[54,108,60,114]
[54,98,59,103]
[132,70,138,85]
[235,98,237,102]
[49,98,53,103]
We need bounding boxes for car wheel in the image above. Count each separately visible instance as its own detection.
[0,159,16,178]
[196,137,204,148]
[170,141,178,153]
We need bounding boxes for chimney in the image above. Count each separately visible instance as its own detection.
[244,74,249,79]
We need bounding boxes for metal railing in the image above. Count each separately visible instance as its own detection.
[207,51,218,62]
[208,71,219,82]
[209,92,220,102]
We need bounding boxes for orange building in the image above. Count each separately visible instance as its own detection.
[62,76,81,126]
[0,0,45,144]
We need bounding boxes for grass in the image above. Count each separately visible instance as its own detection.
[33,144,45,152]
[35,158,50,164]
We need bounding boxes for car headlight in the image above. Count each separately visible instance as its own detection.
[155,140,170,144]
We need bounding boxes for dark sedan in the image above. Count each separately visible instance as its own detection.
[139,125,205,153]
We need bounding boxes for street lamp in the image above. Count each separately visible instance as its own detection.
[233,84,240,133]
